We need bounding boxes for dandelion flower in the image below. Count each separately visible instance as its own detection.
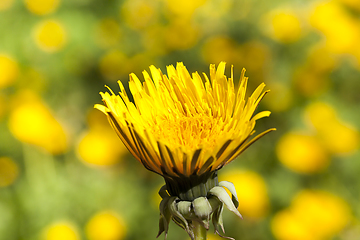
[95,62,275,239]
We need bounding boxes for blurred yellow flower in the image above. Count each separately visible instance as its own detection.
[78,109,127,167]
[220,170,269,219]
[292,190,351,239]
[201,36,237,64]
[271,209,317,240]
[164,0,207,19]
[339,0,360,11]
[8,91,68,154]
[236,41,270,75]
[142,26,168,56]
[25,0,60,15]
[0,157,19,187]
[77,127,127,167]
[0,0,15,11]
[99,50,129,81]
[305,102,359,155]
[0,54,18,89]
[33,20,67,53]
[272,190,351,240]
[94,18,122,49]
[121,0,157,30]
[293,68,330,97]
[263,9,303,43]
[85,210,127,240]
[164,20,200,50]
[310,1,360,54]
[319,120,359,155]
[276,132,329,173]
[43,221,79,240]
[196,0,233,21]
[304,101,337,130]
[306,46,338,73]
[264,82,293,112]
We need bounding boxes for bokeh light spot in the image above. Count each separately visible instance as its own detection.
[25,0,60,15]
[202,36,237,64]
[86,211,127,240]
[0,54,18,89]
[33,20,67,53]
[94,18,122,49]
[8,91,68,154]
[276,132,329,173]
[291,190,351,239]
[305,102,359,155]
[220,169,269,219]
[263,10,303,43]
[44,222,79,240]
[121,0,157,30]
[77,127,127,167]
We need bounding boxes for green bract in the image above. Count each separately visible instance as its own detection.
[157,174,242,240]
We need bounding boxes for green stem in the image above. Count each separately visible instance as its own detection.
[193,221,207,240]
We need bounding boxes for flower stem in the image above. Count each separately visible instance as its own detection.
[193,221,207,240]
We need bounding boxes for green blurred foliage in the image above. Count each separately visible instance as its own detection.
[1,0,360,239]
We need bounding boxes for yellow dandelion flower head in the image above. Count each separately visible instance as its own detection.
[95,62,274,181]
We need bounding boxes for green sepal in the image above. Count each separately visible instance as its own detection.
[219,181,239,208]
[158,185,169,199]
[169,198,193,238]
[177,200,193,218]
[209,186,243,219]
[157,196,173,239]
[192,197,212,220]
[212,203,234,239]
[212,200,225,233]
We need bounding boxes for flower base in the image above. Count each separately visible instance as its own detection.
[164,171,219,201]
[157,173,242,240]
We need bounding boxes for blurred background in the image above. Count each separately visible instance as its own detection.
[1,0,360,239]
